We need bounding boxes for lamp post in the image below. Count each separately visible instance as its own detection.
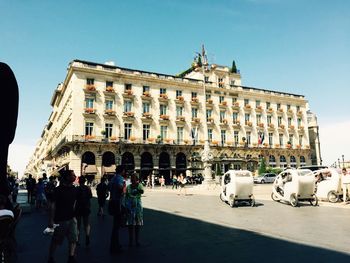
[198,45,215,187]
[338,158,341,168]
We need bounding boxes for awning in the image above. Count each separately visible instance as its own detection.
[84,165,97,174]
[103,165,116,174]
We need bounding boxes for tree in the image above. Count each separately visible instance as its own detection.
[230,60,237,73]
[258,157,267,175]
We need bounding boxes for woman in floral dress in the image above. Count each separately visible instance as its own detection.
[125,174,144,246]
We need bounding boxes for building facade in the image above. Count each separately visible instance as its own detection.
[26,57,314,182]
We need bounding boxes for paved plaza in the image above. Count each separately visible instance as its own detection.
[15,185,350,263]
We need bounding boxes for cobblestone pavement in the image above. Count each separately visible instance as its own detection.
[14,185,350,263]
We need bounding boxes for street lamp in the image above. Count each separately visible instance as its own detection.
[198,45,215,186]
[338,158,341,168]
[342,155,345,168]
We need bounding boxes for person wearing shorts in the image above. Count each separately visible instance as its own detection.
[48,170,78,263]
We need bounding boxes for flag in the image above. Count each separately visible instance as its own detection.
[258,132,265,145]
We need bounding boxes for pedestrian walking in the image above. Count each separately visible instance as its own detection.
[45,176,56,210]
[109,165,126,254]
[47,169,78,263]
[75,176,92,246]
[172,175,178,189]
[178,173,187,196]
[125,174,144,247]
[146,175,151,188]
[11,183,18,204]
[26,174,36,204]
[96,177,109,216]
[159,176,165,188]
[36,178,47,209]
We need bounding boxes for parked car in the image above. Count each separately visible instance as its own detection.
[254,173,276,184]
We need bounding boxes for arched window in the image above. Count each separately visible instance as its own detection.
[280,155,287,168]
[290,156,297,168]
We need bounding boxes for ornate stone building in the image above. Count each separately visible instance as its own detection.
[25,55,314,182]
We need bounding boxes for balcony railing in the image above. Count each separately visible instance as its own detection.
[84,108,96,114]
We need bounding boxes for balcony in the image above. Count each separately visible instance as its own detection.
[191,117,201,126]
[147,137,156,144]
[297,110,303,116]
[211,140,219,146]
[176,116,186,124]
[141,112,153,123]
[231,102,240,112]
[219,101,227,107]
[207,117,215,126]
[159,114,170,123]
[84,84,97,93]
[219,119,228,127]
[245,121,253,129]
[104,109,116,117]
[257,123,264,130]
[287,109,294,116]
[277,108,284,115]
[267,123,275,130]
[266,107,274,114]
[122,111,135,121]
[83,108,96,116]
[164,138,173,144]
[158,93,169,103]
[278,124,285,131]
[175,96,185,104]
[232,120,241,129]
[122,90,134,100]
[274,144,280,149]
[244,104,252,112]
[190,97,199,106]
[206,99,213,108]
[141,91,152,101]
[298,125,305,133]
[288,125,295,132]
[104,86,115,93]
[255,105,263,112]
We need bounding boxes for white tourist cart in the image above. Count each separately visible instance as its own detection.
[220,170,255,207]
[271,169,318,207]
[314,168,342,203]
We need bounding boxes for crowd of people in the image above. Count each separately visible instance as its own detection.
[47,165,144,263]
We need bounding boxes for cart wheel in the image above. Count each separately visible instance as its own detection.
[250,199,255,207]
[290,194,298,207]
[271,192,279,202]
[229,197,235,208]
[327,191,339,203]
[220,193,225,202]
[310,194,318,206]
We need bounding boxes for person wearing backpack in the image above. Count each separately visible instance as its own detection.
[75,176,92,246]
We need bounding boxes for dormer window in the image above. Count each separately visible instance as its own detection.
[125,83,132,91]
[143,86,150,93]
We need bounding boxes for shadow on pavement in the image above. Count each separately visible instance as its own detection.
[16,197,350,263]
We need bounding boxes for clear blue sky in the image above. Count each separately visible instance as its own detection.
[1,0,349,174]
